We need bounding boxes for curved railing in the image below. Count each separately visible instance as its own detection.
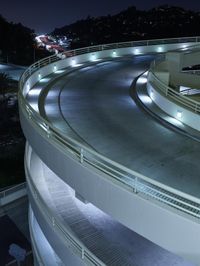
[19,37,200,234]
[25,147,105,266]
[149,65,200,113]
[0,182,26,198]
[19,36,200,88]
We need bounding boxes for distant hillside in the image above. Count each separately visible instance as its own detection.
[53,5,200,49]
[0,15,34,65]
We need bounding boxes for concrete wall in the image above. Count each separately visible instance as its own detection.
[170,72,200,89]
[163,50,200,88]
[147,82,200,131]
[23,42,196,97]
[20,41,200,265]
[29,206,84,266]
[0,188,27,206]
[22,113,200,265]
[182,51,200,69]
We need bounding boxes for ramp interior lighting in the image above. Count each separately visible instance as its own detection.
[26,83,30,91]
[71,59,76,67]
[181,45,188,51]
[150,90,154,100]
[91,53,96,61]
[53,65,57,72]
[134,48,140,55]
[140,95,152,104]
[112,51,117,57]
[138,76,147,84]
[28,87,42,96]
[177,110,182,119]
[54,70,66,74]
[39,78,51,83]
[157,47,163,52]
[38,73,41,80]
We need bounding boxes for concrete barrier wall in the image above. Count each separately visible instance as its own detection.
[170,72,200,88]
[23,42,195,97]
[21,41,200,265]
[0,188,27,206]
[147,82,200,131]
[22,116,200,265]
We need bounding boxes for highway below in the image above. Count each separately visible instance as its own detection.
[32,54,200,199]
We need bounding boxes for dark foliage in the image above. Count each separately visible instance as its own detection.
[0,72,12,101]
[53,5,200,48]
[0,15,35,65]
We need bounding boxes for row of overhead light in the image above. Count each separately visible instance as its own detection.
[149,89,183,120]
[36,44,189,81]
[137,74,184,122]
[35,44,187,123]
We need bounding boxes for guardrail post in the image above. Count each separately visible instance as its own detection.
[81,248,85,259]
[80,148,84,163]
[195,103,198,113]
[165,88,168,96]
[52,217,55,227]
[46,126,51,138]
[27,109,31,119]
[134,177,138,193]
[34,191,37,199]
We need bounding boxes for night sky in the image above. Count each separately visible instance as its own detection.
[1,0,200,33]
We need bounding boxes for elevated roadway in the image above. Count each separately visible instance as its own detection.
[31,55,200,198]
[20,38,200,265]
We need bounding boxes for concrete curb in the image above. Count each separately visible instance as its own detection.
[130,74,200,143]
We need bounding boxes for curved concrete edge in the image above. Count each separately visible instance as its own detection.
[29,206,74,266]
[29,207,44,266]
[22,107,200,265]
[36,63,102,151]
[147,72,200,132]
[28,181,85,266]
[22,42,196,98]
[132,74,200,143]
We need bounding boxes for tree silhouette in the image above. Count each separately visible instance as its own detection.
[0,72,12,102]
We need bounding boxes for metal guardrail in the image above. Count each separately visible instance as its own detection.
[18,37,200,265]
[0,182,26,199]
[149,68,200,113]
[19,36,200,226]
[25,158,105,266]
[19,36,200,89]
